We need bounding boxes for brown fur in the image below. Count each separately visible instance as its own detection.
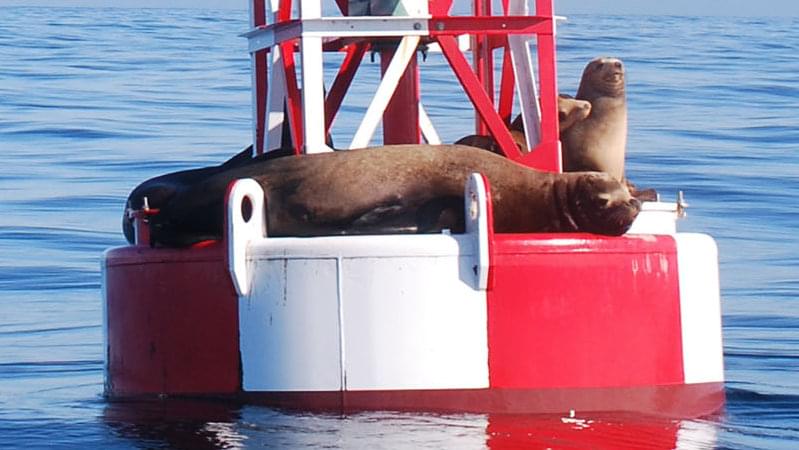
[561,57,628,180]
[127,145,641,247]
[455,95,592,154]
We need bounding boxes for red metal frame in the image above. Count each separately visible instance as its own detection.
[438,35,523,161]
[325,43,369,133]
[248,0,562,170]
[525,0,561,171]
[380,48,421,145]
[498,44,515,125]
[473,0,493,135]
[252,0,267,154]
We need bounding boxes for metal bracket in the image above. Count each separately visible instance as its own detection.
[465,173,491,290]
[677,190,689,219]
[227,179,266,297]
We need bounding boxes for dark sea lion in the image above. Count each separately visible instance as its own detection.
[125,145,641,247]
[122,145,292,244]
[454,94,591,154]
[561,57,627,180]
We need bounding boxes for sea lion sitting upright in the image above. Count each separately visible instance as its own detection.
[561,57,627,181]
[125,145,641,247]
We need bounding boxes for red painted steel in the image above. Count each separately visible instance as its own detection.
[279,41,304,153]
[428,16,549,36]
[487,234,685,389]
[380,48,421,145]
[277,0,291,21]
[437,35,523,161]
[252,0,267,154]
[522,0,561,172]
[473,0,493,135]
[104,243,239,397]
[325,43,369,133]
[498,45,515,126]
[428,0,453,15]
[242,382,724,417]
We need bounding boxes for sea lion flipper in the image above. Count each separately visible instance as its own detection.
[415,196,464,233]
[220,145,254,168]
[350,203,405,227]
[623,178,659,202]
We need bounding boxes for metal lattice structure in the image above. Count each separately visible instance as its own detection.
[245,0,562,172]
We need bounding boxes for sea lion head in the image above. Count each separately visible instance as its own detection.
[557,94,592,133]
[567,172,641,236]
[122,179,181,245]
[578,57,626,99]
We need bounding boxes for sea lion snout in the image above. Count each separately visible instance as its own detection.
[569,172,641,236]
[583,57,625,96]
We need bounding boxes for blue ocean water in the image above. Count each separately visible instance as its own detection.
[0,6,798,449]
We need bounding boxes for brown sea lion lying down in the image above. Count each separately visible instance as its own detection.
[123,145,641,247]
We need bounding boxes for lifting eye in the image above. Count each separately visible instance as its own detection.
[241,195,253,223]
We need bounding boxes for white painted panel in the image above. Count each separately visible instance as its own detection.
[627,201,678,235]
[265,46,288,152]
[342,255,489,390]
[675,233,725,384]
[240,258,342,391]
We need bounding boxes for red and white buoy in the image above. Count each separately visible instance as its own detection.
[103,0,724,418]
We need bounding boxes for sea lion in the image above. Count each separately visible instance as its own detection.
[509,94,592,138]
[561,57,627,180]
[124,145,641,247]
[122,145,293,244]
[454,94,591,154]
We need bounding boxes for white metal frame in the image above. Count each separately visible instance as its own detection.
[246,0,544,152]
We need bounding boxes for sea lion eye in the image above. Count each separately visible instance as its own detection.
[595,62,604,71]
[614,61,622,69]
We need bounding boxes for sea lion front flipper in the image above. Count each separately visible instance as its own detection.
[415,196,464,233]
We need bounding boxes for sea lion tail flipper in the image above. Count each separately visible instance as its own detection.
[220,145,255,168]
[623,178,659,202]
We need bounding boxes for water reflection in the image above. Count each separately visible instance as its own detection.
[103,399,246,449]
[486,413,720,449]
[104,399,722,449]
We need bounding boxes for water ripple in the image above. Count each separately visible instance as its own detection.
[0,6,798,449]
